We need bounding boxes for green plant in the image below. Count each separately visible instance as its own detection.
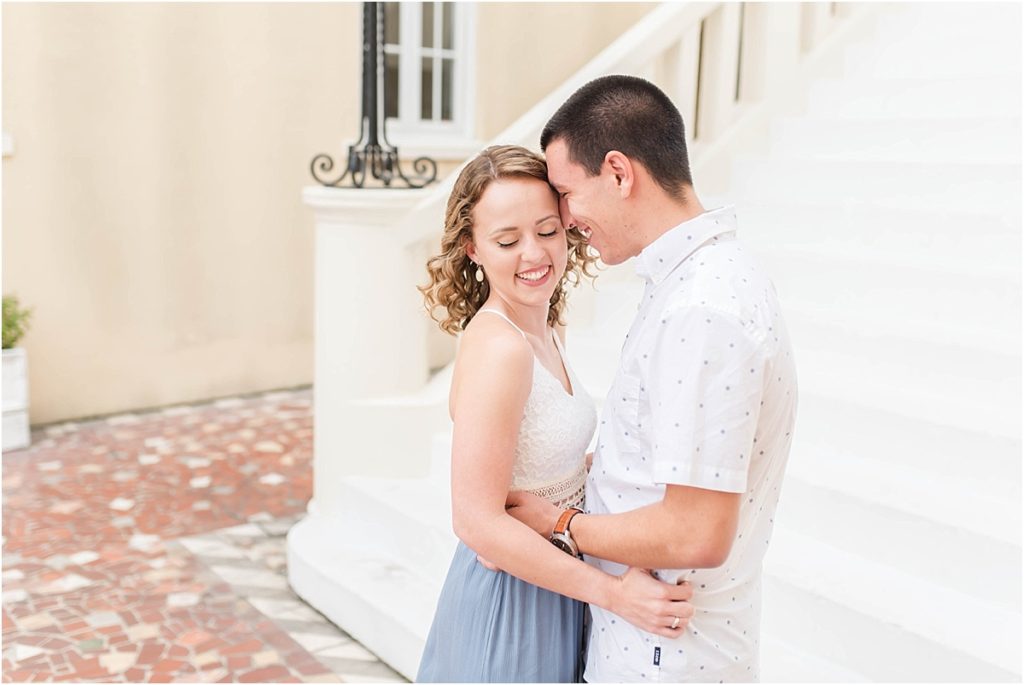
[2,295,32,349]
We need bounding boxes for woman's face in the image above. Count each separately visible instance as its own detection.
[465,177,568,313]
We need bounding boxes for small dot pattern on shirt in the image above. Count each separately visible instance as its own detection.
[583,206,797,683]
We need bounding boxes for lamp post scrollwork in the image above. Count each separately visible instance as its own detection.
[311,2,438,189]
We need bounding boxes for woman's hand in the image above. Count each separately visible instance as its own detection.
[609,568,695,638]
[585,451,594,473]
[505,490,561,536]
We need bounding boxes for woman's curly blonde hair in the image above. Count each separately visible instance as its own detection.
[420,144,597,335]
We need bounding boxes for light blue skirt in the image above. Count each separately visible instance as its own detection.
[417,541,585,683]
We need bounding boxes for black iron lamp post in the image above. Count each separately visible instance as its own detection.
[311,2,438,189]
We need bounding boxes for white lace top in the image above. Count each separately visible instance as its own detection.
[477,309,597,509]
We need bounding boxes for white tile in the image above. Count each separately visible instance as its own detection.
[254,441,284,453]
[18,612,56,630]
[288,631,349,653]
[109,497,135,511]
[259,473,286,486]
[129,534,161,552]
[167,592,200,608]
[99,650,136,673]
[247,597,309,619]
[2,569,24,582]
[70,551,100,566]
[8,644,45,662]
[210,565,288,590]
[178,537,245,558]
[317,642,379,661]
[189,476,211,489]
[253,649,281,667]
[183,456,211,469]
[48,501,84,515]
[79,463,104,474]
[127,623,161,641]
[220,523,264,538]
[85,611,120,627]
[138,454,161,465]
[55,574,94,592]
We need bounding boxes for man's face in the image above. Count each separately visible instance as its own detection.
[545,138,632,265]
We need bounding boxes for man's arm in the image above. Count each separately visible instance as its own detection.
[509,304,764,571]
[508,485,739,570]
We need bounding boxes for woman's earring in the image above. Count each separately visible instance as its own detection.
[475,263,484,283]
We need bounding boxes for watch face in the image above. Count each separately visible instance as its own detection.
[550,536,576,557]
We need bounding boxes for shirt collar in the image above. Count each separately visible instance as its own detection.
[634,205,738,284]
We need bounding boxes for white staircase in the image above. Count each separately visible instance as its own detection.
[733,3,1022,681]
[289,3,1021,681]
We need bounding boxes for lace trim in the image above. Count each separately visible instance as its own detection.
[525,462,587,509]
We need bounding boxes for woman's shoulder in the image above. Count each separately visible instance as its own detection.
[460,311,533,367]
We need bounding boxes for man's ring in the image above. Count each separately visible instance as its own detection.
[671,616,680,630]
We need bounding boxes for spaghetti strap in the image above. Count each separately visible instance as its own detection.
[477,308,527,340]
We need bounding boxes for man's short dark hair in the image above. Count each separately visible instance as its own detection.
[540,75,693,199]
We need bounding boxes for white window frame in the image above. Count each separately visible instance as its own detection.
[384,2,479,158]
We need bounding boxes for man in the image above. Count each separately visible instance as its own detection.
[508,75,798,681]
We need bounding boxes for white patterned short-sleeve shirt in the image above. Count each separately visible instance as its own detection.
[584,206,798,683]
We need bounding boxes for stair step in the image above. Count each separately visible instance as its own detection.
[867,2,1022,44]
[806,75,1022,119]
[337,474,457,583]
[736,202,1021,276]
[756,247,1020,354]
[796,340,1018,440]
[769,116,1021,164]
[786,311,1019,409]
[842,30,1020,80]
[731,157,1021,216]
[760,635,870,682]
[776,466,1021,610]
[794,389,1021,496]
[287,513,437,680]
[762,528,1022,680]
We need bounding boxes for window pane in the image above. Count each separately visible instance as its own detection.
[421,57,434,120]
[441,58,453,121]
[384,52,400,119]
[442,3,454,49]
[422,2,434,48]
[383,2,399,45]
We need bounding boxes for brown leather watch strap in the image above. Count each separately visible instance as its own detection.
[553,507,583,536]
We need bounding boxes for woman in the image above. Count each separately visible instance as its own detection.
[416,145,693,682]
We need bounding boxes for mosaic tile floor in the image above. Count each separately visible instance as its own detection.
[1,389,406,683]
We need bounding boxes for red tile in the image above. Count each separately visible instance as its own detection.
[125,668,147,681]
[296,661,333,676]
[238,665,290,683]
[167,645,188,659]
[221,638,262,656]
[153,658,186,672]
[227,655,251,670]
[136,643,164,665]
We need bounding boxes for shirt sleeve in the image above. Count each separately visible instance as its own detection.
[648,305,768,493]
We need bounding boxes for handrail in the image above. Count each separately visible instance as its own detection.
[394,2,720,249]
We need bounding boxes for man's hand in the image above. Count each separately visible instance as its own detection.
[505,490,561,536]
[610,568,695,638]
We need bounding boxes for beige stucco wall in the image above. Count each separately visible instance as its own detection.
[474,3,656,138]
[2,2,654,426]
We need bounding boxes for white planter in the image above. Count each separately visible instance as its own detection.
[2,347,30,451]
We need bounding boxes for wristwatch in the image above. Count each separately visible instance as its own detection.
[550,507,584,558]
